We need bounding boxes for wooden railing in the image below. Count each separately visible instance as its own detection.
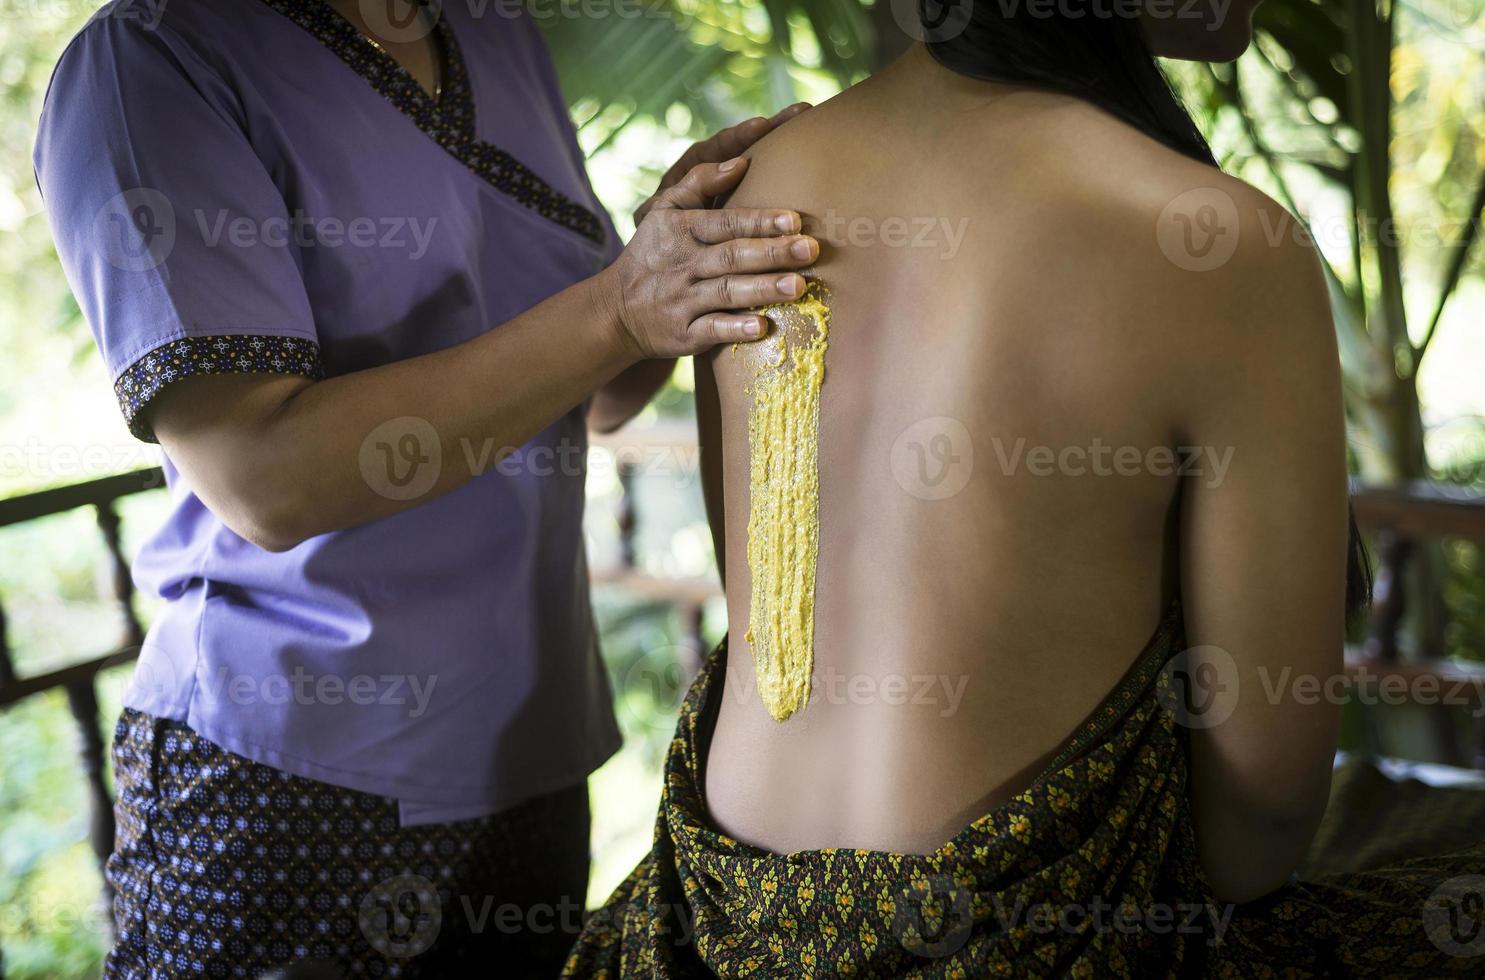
[0,465,163,961]
[0,432,717,970]
[0,453,1482,970]
[1346,481,1485,767]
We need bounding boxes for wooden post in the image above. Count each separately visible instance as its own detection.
[87,499,142,936]
[617,457,637,570]
[64,678,116,932]
[682,602,706,676]
[1364,531,1409,661]
[0,596,9,974]
[96,502,144,650]
[0,596,14,690]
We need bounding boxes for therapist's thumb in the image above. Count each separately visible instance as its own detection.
[653,158,751,212]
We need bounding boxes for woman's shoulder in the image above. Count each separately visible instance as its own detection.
[729,89,1333,366]
[996,105,1333,351]
[50,0,280,80]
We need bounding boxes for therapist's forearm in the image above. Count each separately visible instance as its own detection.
[155,274,638,551]
[589,358,677,434]
[151,159,817,551]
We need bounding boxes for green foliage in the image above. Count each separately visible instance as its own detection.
[1178,0,1485,483]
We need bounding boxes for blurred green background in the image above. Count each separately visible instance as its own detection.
[2,0,1484,975]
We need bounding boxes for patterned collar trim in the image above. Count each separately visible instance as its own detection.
[257,0,607,247]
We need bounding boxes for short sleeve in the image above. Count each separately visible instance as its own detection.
[33,14,323,443]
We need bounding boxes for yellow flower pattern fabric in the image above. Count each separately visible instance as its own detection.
[565,603,1485,978]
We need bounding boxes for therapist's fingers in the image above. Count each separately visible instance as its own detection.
[664,104,812,188]
[688,312,772,346]
[692,234,819,278]
[636,104,813,225]
[604,167,815,358]
[689,209,804,245]
[650,158,758,213]
[695,272,808,313]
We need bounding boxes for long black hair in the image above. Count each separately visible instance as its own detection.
[919,4,1374,624]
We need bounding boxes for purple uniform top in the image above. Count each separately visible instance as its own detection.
[34,0,623,824]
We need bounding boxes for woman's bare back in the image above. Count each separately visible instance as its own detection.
[695,47,1343,858]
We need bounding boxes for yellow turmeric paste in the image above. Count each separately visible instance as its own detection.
[733,279,832,722]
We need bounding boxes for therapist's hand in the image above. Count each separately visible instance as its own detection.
[587,103,812,432]
[598,156,819,359]
[632,103,811,226]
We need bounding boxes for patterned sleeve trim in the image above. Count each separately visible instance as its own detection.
[114,334,324,442]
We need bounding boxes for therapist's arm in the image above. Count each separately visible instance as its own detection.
[588,104,812,434]
[588,359,678,434]
[149,159,815,552]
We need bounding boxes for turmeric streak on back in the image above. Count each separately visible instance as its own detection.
[733,279,832,722]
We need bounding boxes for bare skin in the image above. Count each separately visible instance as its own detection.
[698,42,1347,905]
